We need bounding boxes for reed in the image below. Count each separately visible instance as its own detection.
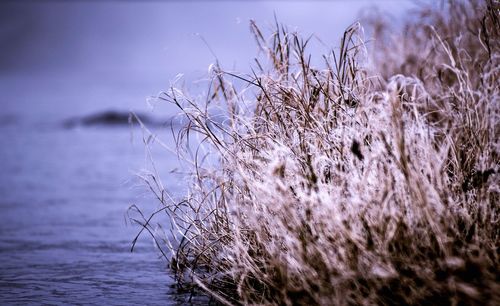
[134,0,499,304]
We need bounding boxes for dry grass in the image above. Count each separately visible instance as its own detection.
[134,1,499,304]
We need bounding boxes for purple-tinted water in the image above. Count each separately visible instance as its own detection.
[0,123,198,305]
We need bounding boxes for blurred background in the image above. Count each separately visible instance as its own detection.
[0,0,419,304]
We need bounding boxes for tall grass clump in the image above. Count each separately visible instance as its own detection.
[135,0,498,304]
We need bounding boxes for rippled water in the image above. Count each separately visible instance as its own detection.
[0,123,205,305]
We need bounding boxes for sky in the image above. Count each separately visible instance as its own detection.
[0,0,422,122]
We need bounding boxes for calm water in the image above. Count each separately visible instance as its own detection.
[0,1,418,304]
[0,118,213,305]
[0,122,203,305]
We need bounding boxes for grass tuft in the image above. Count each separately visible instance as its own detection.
[136,1,499,304]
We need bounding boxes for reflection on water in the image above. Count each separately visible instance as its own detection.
[0,124,205,305]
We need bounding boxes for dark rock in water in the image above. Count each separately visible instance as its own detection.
[63,110,172,128]
[81,111,132,126]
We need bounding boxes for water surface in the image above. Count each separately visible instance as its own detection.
[0,123,200,305]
